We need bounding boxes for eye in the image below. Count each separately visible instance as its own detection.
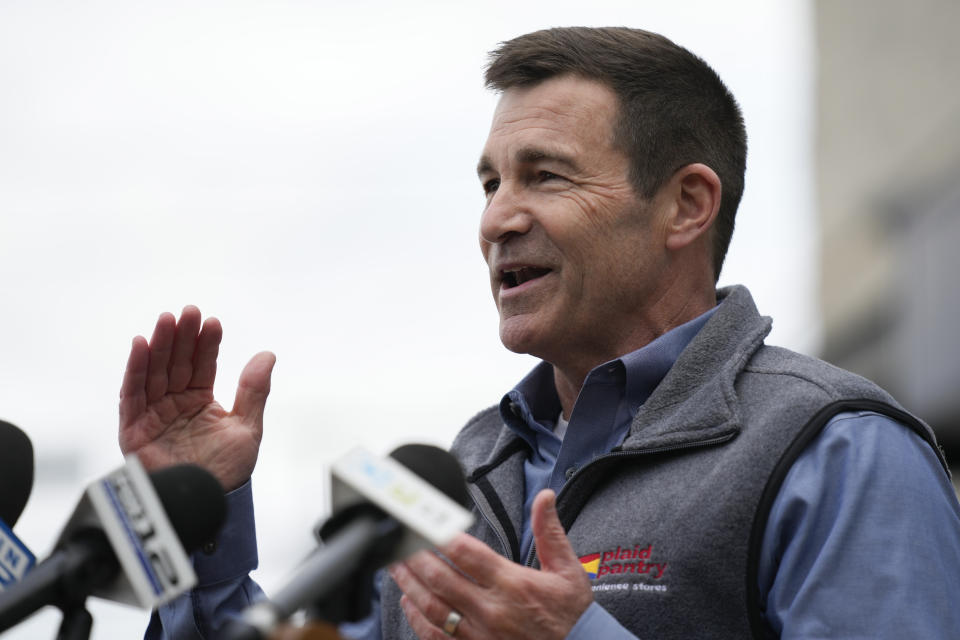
[482,178,500,195]
[538,171,560,182]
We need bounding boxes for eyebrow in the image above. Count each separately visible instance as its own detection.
[476,146,581,177]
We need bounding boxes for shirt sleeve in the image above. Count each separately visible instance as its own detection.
[144,480,265,640]
[757,410,960,638]
[565,602,640,640]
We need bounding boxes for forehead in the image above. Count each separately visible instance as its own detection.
[481,76,620,166]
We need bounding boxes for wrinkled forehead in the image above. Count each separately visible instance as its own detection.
[479,76,620,170]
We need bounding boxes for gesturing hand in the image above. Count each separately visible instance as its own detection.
[118,306,276,492]
[390,489,594,640]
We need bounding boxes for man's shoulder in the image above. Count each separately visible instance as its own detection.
[742,344,897,406]
[737,343,950,470]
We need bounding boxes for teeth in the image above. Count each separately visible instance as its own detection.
[502,267,547,288]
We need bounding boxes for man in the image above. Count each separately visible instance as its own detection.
[120,27,960,639]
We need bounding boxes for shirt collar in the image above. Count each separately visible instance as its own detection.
[500,305,718,444]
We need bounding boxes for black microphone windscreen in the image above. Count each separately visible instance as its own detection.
[0,420,34,527]
[388,444,470,509]
[149,464,227,552]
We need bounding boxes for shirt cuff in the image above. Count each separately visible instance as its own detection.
[566,602,637,640]
[191,479,259,586]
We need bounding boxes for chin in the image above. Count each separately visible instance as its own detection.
[498,317,548,357]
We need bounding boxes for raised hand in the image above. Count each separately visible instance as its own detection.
[118,306,276,492]
[390,489,594,640]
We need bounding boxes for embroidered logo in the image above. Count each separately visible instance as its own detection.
[579,552,601,579]
[578,544,667,580]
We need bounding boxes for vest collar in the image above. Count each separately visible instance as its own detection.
[620,285,771,452]
[460,285,771,478]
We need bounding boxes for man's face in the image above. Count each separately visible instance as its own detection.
[478,75,670,370]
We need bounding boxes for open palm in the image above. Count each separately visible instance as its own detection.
[118,306,275,492]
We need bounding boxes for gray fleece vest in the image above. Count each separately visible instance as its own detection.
[379,285,948,639]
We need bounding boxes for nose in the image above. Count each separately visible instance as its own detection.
[479,182,533,245]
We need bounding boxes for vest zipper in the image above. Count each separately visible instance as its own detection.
[523,430,738,567]
[467,483,516,560]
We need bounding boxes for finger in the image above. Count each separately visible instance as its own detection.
[400,548,487,618]
[438,533,512,588]
[231,351,276,431]
[167,305,202,392]
[119,336,149,431]
[391,561,474,639]
[530,489,579,575]
[145,313,176,403]
[399,594,451,640]
[188,316,223,389]
[390,562,456,630]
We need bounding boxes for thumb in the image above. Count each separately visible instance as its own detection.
[232,351,276,428]
[531,489,580,575]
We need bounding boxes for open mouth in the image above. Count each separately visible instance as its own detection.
[502,267,551,289]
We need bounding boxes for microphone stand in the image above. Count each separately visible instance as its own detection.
[225,506,402,640]
[306,505,402,626]
[0,528,114,639]
[56,598,92,640]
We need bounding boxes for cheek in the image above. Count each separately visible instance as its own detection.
[558,226,652,301]
[545,214,623,271]
[554,190,645,240]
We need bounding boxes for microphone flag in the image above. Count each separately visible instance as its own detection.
[0,520,35,591]
[328,447,474,558]
[54,455,197,608]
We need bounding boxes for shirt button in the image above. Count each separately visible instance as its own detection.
[565,466,577,480]
[202,540,217,555]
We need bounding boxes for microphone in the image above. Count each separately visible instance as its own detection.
[0,455,227,633]
[0,420,37,590]
[231,444,474,639]
[0,420,34,527]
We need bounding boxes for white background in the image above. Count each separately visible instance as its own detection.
[0,1,814,637]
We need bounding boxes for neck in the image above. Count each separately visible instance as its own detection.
[551,281,717,420]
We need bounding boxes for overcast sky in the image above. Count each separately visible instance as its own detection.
[0,1,813,636]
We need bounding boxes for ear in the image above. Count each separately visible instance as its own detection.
[663,163,722,251]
